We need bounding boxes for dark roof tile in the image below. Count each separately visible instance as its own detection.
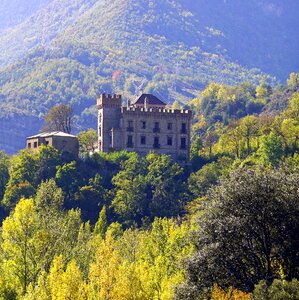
[134,94,166,106]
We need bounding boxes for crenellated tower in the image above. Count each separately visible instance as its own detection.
[97,94,122,152]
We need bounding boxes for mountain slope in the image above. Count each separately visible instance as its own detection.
[0,0,298,153]
[0,0,52,31]
[0,0,98,66]
[186,0,299,80]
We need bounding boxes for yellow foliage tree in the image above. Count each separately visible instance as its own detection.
[1,198,41,296]
[211,284,251,300]
[88,232,121,299]
[49,256,86,300]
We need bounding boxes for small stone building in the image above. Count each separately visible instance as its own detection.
[97,93,192,161]
[26,131,79,157]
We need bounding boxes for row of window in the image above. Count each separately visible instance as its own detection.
[127,120,187,134]
[27,142,38,148]
[27,141,49,149]
[126,135,187,150]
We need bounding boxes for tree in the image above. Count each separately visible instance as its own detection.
[94,205,108,239]
[1,198,40,296]
[285,92,299,119]
[2,150,37,208]
[55,161,82,202]
[172,100,181,110]
[48,256,87,300]
[188,162,221,198]
[239,115,259,155]
[177,167,299,298]
[146,153,188,219]
[43,104,73,133]
[252,279,299,300]
[77,128,97,155]
[258,132,284,166]
[34,145,61,185]
[0,151,9,201]
[75,173,105,223]
[211,284,250,300]
[138,218,193,300]
[190,137,202,169]
[287,73,299,91]
[111,153,148,226]
[256,79,271,100]
[88,232,121,299]
[219,121,243,158]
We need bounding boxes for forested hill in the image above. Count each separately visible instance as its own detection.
[0,0,51,31]
[0,0,299,153]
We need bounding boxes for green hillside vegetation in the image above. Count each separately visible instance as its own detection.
[0,0,51,31]
[1,77,299,298]
[4,0,298,153]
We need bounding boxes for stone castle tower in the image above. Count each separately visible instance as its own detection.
[97,93,192,161]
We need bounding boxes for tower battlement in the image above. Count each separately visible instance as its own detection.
[97,93,122,108]
[121,106,192,116]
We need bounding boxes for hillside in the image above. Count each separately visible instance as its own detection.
[1,79,299,298]
[0,0,51,31]
[0,0,298,153]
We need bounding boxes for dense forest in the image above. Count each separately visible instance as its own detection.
[2,0,299,153]
[1,73,299,299]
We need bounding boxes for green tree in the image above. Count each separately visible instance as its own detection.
[2,150,37,208]
[94,205,108,239]
[239,115,259,156]
[0,150,9,201]
[287,73,299,91]
[177,167,299,298]
[77,128,97,155]
[188,162,221,198]
[34,145,61,185]
[256,79,271,100]
[258,132,284,166]
[252,279,299,300]
[111,153,148,226]
[146,153,188,219]
[1,198,40,295]
[43,104,73,133]
[55,161,82,202]
[75,173,105,223]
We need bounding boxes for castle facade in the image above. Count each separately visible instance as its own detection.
[97,93,192,161]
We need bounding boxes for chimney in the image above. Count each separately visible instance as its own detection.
[144,97,149,109]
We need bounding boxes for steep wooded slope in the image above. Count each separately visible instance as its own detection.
[0,0,298,153]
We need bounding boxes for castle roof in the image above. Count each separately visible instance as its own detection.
[133,94,166,106]
[27,131,77,139]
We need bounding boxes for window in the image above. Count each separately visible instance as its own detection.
[45,141,49,145]
[153,122,160,133]
[127,135,133,148]
[153,137,160,148]
[141,121,146,129]
[127,120,134,132]
[141,136,146,145]
[34,142,38,148]
[180,137,186,149]
[28,142,31,148]
[167,123,172,130]
[167,137,172,146]
[181,123,187,134]
[99,126,102,137]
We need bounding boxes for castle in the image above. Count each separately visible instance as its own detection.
[97,93,192,161]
